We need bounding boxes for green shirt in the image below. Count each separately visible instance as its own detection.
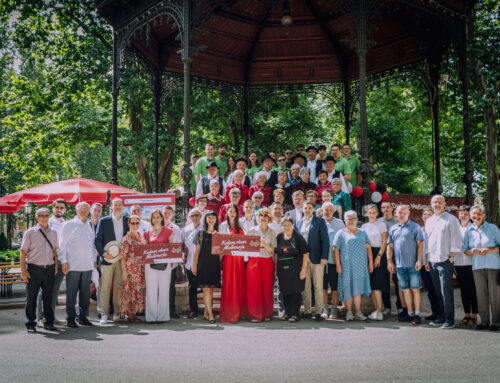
[332,191,352,218]
[333,157,352,177]
[215,156,227,177]
[246,165,263,182]
[343,155,360,188]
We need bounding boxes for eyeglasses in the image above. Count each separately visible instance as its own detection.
[190,214,201,217]
[253,196,263,199]
[37,215,50,218]
[258,214,268,218]
[130,222,140,225]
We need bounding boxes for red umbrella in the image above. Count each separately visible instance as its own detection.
[0,204,22,214]
[0,178,141,206]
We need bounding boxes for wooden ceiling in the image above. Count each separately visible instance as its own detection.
[96,0,476,85]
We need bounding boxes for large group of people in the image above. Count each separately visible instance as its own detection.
[18,142,500,334]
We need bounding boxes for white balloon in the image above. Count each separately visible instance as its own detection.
[371,191,382,203]
[347,183,353,193]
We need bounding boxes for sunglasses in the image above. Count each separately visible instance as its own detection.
[258,214,268,218]
[278,159,285,162]
[285,152,292,155]
[130,222,140,225]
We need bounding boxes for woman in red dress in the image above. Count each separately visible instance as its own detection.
[219,204,247,323]
[219,188,244,223]
[249,172,271,207]
[224,170,249,204]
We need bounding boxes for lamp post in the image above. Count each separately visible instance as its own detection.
[25,202,33,229]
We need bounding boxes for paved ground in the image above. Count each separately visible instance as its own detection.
[1,289,499,383]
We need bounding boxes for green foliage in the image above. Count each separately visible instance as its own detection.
[0,249,20,262]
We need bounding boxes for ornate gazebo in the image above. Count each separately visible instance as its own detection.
[95,0,477,213]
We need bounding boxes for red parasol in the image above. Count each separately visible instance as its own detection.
[0,178,141,206]
[0,204,22,214]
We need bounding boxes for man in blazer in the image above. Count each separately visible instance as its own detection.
[95,198,129,324]
[285,190,305,225]
[296,201,330,321]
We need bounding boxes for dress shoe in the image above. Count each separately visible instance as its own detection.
[301,313,312,319]
[187,311,198,319]
[43,323,58,331]
[489,324,499,332]
[315,314,323,322]
[170,312,180,319]
[27,327,36,334]
[67,320,79,328]
[77,317,93,326]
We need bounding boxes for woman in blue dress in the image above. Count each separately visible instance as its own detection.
[333,210,374,321]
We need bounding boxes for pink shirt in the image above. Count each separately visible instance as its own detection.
[21,225,58,266]
[144,226,173,244]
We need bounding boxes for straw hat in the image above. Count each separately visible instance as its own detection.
[103,241,122,263]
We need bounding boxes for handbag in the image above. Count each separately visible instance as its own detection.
[145,231,168,271]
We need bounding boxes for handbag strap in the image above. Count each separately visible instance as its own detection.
[39,228,54,252]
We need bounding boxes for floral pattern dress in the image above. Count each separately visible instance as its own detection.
[120,232,146,316]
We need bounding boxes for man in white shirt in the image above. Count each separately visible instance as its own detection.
[163,205,182,318]
[37,198,67,326]
[305,146,323,184]
[182,208,202,318]
[425,195,462,329]
[285,190,305,225]
[60,202,97,328]
[130,205,151,235]
[323,156,349,193]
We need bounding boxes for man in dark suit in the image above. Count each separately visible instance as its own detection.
[285,190,305,225]
[95,198,129,324]
[254,154,278,188]
[296,201,329,321]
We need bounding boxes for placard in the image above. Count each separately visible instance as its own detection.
[211,233,261,257]
[121,193,176,206]
[132,243,183,264]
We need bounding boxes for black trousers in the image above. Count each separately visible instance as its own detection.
[421,266,439,315]
[25,264,55,328]
[283,293,302,318]
[170,266,177,313]
[455,265,478,315]
[186,269,199,313]
[382,273,402,310]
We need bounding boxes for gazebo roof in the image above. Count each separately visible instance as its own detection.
[96,0,475,85]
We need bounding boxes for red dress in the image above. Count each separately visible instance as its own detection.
[224,183,249,204]
[218,203,245,223]
[220,226,247,323]
[206,193,224,215]
[315,182,332,204]
[248,184,271,206]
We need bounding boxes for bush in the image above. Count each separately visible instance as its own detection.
[0,250,20,263]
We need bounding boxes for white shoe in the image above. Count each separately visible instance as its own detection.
[354,311,367,321]
[376,312,384,321]
[328,307,338,320]
[321,306,330,319]
[278,309,285,318]
[368,311,378,320]
[36,320,44,328]
[382,308,391,315]
[100,315,108,325]
[346,311,354,321]
[112,314,121,322]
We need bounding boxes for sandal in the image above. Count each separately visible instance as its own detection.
[288,316,298,323]
[459,317,470,326]
[468,317,477,326]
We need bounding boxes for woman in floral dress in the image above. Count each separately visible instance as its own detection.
[120,214,146,323]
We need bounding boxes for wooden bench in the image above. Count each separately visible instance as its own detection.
[0,262,24,298]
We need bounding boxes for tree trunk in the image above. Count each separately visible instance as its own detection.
[158,112,181,193]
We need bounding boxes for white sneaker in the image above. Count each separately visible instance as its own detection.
[376,312,384,321]
[36,320,44,328]
[354,311,367,321]
[382,308,391,315]
[100,315,108,325]
[346,311,354,321]
[112,314,121,322]
[328,307,338,320]
[278,309,285,318]
[321,306,330,319]
[368,311,378,320]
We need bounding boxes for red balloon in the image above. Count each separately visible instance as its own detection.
[381,192,389,202]
[351,186,364,197]
[189,196,196,207]
[368,182,377,193]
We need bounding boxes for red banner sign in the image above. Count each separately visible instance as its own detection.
[132,243,183,264]
[211,234,261,257]
[387,194,465,226]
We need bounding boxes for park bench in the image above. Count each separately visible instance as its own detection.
[0,262,24,298]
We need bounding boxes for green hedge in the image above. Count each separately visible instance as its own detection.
[0,250,20,263]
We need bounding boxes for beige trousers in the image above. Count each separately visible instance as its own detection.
[302,262,325,315]
[99,262,123,317]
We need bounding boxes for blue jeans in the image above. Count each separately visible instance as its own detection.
[429,260,455,322]
[66,270,92,321]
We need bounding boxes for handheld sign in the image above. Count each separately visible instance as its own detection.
[132,243,183,264]
[211,233,261,257]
